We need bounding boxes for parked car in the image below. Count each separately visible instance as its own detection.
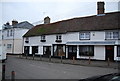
[79,73,120,81]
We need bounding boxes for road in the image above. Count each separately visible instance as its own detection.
[5,55,118,79]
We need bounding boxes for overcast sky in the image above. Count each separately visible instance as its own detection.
[0,0,119,29]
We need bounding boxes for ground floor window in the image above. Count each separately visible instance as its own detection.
[79,45,94,56]
[7,44,12,49]
[53,45,65,57]
[117,46,120,57]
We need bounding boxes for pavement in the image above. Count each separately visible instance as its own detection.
[15,55,120,69]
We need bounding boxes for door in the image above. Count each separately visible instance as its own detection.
[68,46,77,59]
[43,46,51,57]
[32,46,38,55]
[105,46,114,61]
[24,46,29,55]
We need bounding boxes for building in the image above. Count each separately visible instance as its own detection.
[23,2,120,61]
[0,30,2,60]
[2,20,33,54]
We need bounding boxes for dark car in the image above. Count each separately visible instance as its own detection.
[79,73,120,81]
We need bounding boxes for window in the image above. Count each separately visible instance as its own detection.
[56,35,62,42]
[41,35,46,42]
[80,32,90,40]
[25,37,29,43]
[7,44,12,49]
[10,30,13,36]
[105,31,119,39]
[41,35,45,40]
[117,46,120,57]
[79,46,94,56]
[53,45,65,57]
[56,35,62,40]
[7,30,9,37]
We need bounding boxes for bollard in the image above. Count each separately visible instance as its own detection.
[33,54,35,60]
[26,54,27,59]
[88,56,91,64]
[72,56,75,64]
[61,56,62,63]
[107,58,110,66]
[49,55,51,62]
[11,71,15,81]
[39,55,42,61]
[2,64,6,80]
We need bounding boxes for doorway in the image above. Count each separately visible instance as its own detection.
[68,46,77,59]
[105,46,114,61]
[24,46,29,55]
[32,46,38,55]
[43,46,51,57]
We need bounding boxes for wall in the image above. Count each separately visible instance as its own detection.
[2,28,29,54]
[23,30,119,60]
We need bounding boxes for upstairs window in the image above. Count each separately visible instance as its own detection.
[56,35,62,42]
[41,35,46,42]
[10,30,13,36]
[25,37,29,43]
[7,30,9,37]
[79,32,90,40]
[105,31,119,39]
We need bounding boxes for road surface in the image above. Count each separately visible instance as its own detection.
[5,55,118,79]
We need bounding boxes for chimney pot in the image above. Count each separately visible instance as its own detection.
[12,20,18,26]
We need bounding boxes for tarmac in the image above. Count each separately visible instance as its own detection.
[16,55,120,69]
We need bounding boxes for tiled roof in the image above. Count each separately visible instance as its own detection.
[23,11,120,37]
[14,21,33,29]
[3,21,33,29]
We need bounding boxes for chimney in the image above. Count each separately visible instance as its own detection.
[6,22,10,25]
[44,16,50,24]
[97,2,105,15]
[12,20,18,26]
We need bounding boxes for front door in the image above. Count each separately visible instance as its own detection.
[43,46,51,57]
[32,46,38,55]
[105,46,114,61]
[24,46,29,55]
[68,46,77,59]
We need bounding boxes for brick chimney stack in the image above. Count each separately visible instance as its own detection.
[97,2,105,15]
[12,20,18,26]
[44,16,50,24]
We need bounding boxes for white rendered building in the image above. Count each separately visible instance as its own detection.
[23,2,120,61]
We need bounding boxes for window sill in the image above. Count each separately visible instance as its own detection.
[41,40,46,42]
[25,41,29,43]
[55,40,62,42]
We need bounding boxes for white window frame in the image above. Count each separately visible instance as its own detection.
[41,35,45,40]
[105,31,119,39]
[79,32,90,40]
[56,35,62,40]
[7,30,9,37]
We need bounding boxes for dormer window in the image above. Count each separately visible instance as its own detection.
[41,35,46,42]
[55,35,62,42]
[79,32,90,40]
[25,37,29,43]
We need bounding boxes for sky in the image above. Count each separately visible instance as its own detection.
[0,0,119,29]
